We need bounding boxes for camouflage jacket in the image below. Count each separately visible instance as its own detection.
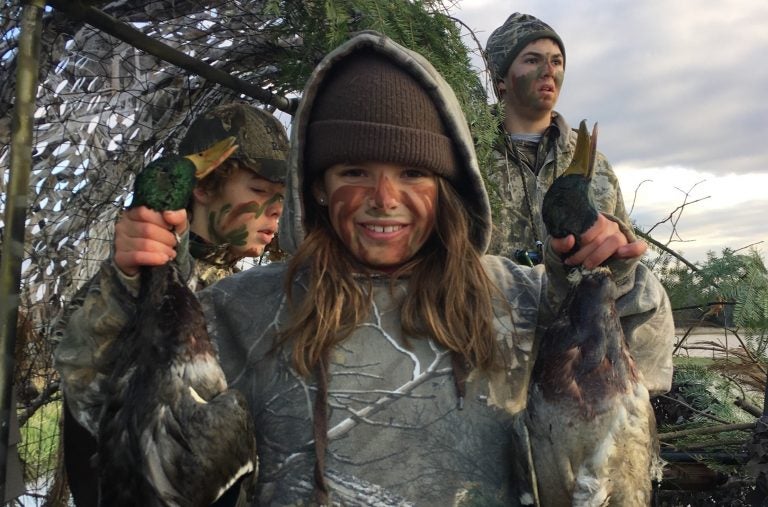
[55,252,673,506]
[188,231,242,291]
[55,33,674,506]
[485,113,630,261]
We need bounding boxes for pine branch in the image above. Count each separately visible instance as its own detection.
[657,393,733,425]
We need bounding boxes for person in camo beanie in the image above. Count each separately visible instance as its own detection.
[482,13,632,266]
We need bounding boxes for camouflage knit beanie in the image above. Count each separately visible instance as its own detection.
[305,50,458,180]
[486,13,566,84]
[179,103,289,183]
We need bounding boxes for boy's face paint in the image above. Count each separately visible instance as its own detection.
[202,168,284,257]
[319,162,438,270]
[501,38,564,114]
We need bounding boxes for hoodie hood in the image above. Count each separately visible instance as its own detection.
[280,31,492,254]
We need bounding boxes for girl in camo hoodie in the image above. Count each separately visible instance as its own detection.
[56,31,673,505]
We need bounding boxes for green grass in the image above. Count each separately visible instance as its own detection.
[673,356,714,367]
[18,400,61,481]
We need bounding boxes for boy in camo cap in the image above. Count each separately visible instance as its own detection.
[60,102,288,507]
[483,13,630,265]
[176,103,289,288]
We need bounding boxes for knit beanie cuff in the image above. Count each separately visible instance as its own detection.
[307,120,456,178]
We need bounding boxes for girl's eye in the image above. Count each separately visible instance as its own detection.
[340,168,366,178]
[403,168,430,179]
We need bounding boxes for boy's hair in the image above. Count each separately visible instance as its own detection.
[185,158,240,216]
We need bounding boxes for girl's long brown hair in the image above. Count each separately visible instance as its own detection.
[281,177,500,377]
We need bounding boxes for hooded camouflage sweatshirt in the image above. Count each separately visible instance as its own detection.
[485,112,630,261]
[55,33,673,506]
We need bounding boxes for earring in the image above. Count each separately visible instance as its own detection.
[318,196,326,205]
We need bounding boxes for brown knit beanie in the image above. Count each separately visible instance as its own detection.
[305,51,458,179]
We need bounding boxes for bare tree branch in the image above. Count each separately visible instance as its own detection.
[635,227,701,273]
[646,195,710,237]
[629,179,652,216]
[659,422,755,441]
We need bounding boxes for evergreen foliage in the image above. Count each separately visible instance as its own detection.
[653,248,768,492]
[655,248,768,332]
[261,0,499,214]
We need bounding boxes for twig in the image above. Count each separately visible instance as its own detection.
[646,194,710,236]
[18,381,60,427]
[664,438,750,452]
[446,15,492,89]
[735,397,763,418]
[645,180,708,236]
[672,301,736,312]
[733,240,764,253]
[660,450,748,465]
[634,227,701,274]
[629,179,652,216]
[659,422,755,441]
[729,328,767,376]
[673,311,715,355]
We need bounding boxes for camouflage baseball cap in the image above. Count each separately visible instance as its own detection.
[179,103,289,183]
[485,13,566,83]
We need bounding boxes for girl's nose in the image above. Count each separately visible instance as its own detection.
[369,175,398,209]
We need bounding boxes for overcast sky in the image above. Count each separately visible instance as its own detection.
[450,0,767,263]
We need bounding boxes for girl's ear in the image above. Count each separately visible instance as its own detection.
[311,180,328,206]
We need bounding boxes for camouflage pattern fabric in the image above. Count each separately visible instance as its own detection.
[179,103,289,183]
[187,232,241,291]
[485,112,631,261]
[54,246,673,506]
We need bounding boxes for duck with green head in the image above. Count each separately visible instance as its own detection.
[97,136,258,506]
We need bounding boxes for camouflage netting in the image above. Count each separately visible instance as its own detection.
[0,1,306,504]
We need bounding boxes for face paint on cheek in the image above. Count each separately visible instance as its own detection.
[401,186,436,248]
[206,201,255,246]
[553,70,564,89]
[512,70,539,103]
[328,185,367,248]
